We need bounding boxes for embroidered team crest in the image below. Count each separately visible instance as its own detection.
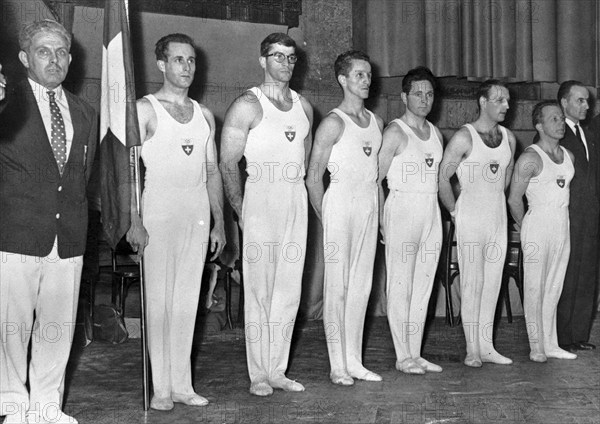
[489,160,499,174]
[557,176,565,188]
[284,125,296,142]
[363,141,372,157]
[425,153,434,168]
[181,139,194,156]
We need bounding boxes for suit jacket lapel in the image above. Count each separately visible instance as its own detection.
[65,90,84,153]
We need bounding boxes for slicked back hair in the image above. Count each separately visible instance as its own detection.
[476,79,508,111]
[557,80,585,104]
[334,50,370,80]
[477,79,507,102]
[19,19,71,52]
[155,33,195,61]
[532,100,560,128]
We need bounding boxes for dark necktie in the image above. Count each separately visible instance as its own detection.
[48,90,67,174]
[575,124,589,162]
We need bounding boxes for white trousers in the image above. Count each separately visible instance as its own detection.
[384,191,441,363]
[521,207,570,356]
[143,187,210,398]
[322,183,378,375]
[0,244,82,419]
[455,194,507,359]
[242,182,307,383]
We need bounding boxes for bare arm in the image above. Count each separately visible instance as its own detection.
[306,113,343,222]
[201,105,226,260]
[377,122,406,241]
[219,93,260,230]
[566,149,575,166]
[126,98,154,256]
[507,148,541,230]
[438,127,472,215]
[300,96,314,170]
[504,129,517,190]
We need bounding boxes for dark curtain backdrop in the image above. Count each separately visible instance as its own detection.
[358,0,598,85]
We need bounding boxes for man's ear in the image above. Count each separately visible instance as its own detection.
[259,56,266,70]
[157,59,166,73]
[560,97,568,110]
[479,95,487,109]
[400,92,408,106]
[18,51,29,69]
[337,74,346,87]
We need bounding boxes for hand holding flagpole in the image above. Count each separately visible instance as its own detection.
[100,0,150,410]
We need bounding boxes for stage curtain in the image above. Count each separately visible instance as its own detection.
[359,0,598,85]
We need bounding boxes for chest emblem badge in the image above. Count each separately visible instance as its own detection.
[425,153,434,168]
[363,140,372,157]
[285,125,296,142]
[181,139,194,156]
[490,160,499,174]
[557,176,565,188]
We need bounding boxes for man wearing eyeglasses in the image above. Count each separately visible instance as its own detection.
[307,50,384,385]
[0,20,97,424]
[438,80,516,368]
[220,32,313,397]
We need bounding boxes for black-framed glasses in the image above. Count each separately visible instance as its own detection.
[265,51,298,64]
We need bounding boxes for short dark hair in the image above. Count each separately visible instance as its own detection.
[532,100,560,128]
[477,79,507,102]
[155,33,195,61]
[260,33,296,57]
[334,50,370,80]
[402,66,436,95]
[557,80,585,103]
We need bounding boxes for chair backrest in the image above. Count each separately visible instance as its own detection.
[111,238,138,273]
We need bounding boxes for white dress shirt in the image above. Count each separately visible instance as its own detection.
[565,117,589,161]
[27,78,74,158]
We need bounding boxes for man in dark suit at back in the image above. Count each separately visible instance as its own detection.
[0,20,97,424]
[556,80,599,352]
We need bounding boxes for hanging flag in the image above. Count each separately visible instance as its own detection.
[100,0,141,249]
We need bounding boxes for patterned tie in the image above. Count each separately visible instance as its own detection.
[48,90,67,174]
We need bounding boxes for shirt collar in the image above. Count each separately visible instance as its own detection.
[564,117,579,133]
[27,78,65,102]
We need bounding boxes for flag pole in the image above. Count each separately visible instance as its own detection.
[122,0,150,410]
[131,145,150,411]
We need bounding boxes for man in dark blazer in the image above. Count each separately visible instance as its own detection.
[556,80,599,352]
[0,20,97,424]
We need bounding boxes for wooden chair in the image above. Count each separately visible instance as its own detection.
[438,217,461,326]
[110,239,140,316]
[498,229,524,323]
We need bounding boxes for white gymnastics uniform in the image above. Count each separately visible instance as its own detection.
[384,119,443,365]
[455,123,511,363]
[322,108,382,377]
[242,87,310,384]
[521,144,574,358]
[142,94,211,398]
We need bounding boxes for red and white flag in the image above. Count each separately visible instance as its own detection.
[100,0,141,249]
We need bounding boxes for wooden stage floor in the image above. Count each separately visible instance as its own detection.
[4,278,599,424]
